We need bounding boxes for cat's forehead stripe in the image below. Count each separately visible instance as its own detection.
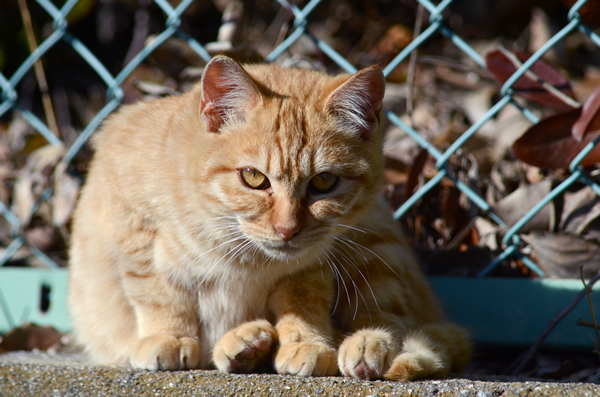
[266,98,312,179]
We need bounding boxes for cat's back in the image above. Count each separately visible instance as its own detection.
[82,90,204,211]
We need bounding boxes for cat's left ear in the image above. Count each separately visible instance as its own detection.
[324,66,385,140]
[199,55,261,133]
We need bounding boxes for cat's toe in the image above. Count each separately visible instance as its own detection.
[179,337,202,368]
[131,335,201,370]
[275,341,338,377]
[213,319,277,373]
[384,351,449,381]
[338,329,399,380]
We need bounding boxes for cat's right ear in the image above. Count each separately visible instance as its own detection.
[199,56,261,133]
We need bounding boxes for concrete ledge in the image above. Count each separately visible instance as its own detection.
[1,352,598,396]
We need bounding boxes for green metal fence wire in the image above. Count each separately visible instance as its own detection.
[0,0,598,278]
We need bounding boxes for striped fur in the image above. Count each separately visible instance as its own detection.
[68,56,470,380]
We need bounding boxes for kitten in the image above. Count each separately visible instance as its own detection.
[68,55,471,381]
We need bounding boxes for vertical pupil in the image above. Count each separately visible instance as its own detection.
[242,168,267,189]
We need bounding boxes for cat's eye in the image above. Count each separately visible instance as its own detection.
[308,173,339,194]
[240,168,270,190]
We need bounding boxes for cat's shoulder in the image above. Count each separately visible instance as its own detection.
[92,90,195,150]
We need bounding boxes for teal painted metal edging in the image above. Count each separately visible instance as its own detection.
[0,268,71,334]
[430,276,600,350]
[2,269,600,351]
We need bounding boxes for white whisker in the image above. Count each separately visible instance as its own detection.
[195,235,245,260]
[335,224,369,234]
[336,233,402,280]
[333,236,380,314]
[197,239,248,284]
[327,244,369,320]
[319,243,350,313]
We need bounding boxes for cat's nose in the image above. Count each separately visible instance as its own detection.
[273,225,301,241]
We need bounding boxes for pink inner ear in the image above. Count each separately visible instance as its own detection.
[200,101,223,133]
[326,67,385,139]
[199,56,260,133]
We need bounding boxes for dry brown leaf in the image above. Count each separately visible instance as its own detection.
[12,174,35,224]
[521,232,600,278]
[474,216,501,251]
[133,80,178,97]
[559,186,600,234]
[441,185,462,236]
[365,24,412,69]
[404,149,428,202]
[572,83,600,141]
[562,0,600,27]
[485,49,577,111]
[0,323,63,353]
[52,162,82,227]
[7,115,34,152]
[11,144,66,225]
[512,108,600,169]
[0,163,14,204]
[24,225,58,253]
[492,180,555,232]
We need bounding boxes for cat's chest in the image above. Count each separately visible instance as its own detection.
[197,278,270,322]
[196,276,273,367]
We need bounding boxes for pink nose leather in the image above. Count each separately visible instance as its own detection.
[274,225,301,241]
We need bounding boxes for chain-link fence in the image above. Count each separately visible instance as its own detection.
[1,0,599,278]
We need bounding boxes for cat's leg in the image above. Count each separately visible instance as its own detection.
[70,201,202,369]
[333,228,471,381]
[120,257,201,370]
[338,327,400,380]
[384,323,471,381]
[213,319,278,373]
[339,321,471,381]
[124,273,201,370]
[69,231,141,367]
[116,227,206,370]
[268,266,338,377]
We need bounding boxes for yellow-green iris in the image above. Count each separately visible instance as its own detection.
[309,172,339,194]
[240,168,270,189]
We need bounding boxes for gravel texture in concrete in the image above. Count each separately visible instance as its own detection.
[1,351,599,396]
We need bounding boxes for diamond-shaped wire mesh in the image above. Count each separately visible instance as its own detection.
[0,0,599,278]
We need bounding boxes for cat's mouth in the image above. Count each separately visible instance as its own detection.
[262,242,304,258]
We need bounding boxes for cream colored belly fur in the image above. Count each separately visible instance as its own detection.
[196,279,270,368]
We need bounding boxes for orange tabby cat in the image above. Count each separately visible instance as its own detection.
[68,55,470,381]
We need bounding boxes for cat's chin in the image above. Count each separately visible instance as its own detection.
[260,243,306,261]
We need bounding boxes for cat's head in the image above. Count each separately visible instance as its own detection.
[191,56,386,263]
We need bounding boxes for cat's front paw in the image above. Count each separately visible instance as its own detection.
[131,335,200,370]
[275,341,338,377]
[338,329,399,380]
[213,320,277,373]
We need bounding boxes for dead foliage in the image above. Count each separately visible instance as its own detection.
[0,323,63,353]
